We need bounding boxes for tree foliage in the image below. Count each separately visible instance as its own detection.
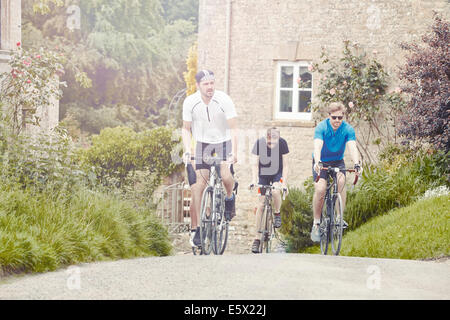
[397,14,449,153]
[80,126,181,194]
[24,0,198,136]
[183,42,198,96]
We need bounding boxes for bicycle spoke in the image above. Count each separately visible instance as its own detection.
[331,194,343,255]
[213,189,228,255]
[320,200,330,255]
[200,187,214,255]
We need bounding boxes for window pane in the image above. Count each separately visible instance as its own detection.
[280,90,292,112]
[298,90,311,112]
[298,67,312,89]
[280,66,293,88]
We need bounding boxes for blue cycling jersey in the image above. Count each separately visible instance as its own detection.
[313,119,356,162]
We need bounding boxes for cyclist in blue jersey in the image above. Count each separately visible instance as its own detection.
[311,102,362,242]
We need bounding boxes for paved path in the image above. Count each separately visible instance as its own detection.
[0,253,448,300]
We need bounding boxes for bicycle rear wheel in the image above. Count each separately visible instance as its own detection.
[214,190,228,255]
[199,186,214,255]
[331,193,343,255]
[319,199,330,255]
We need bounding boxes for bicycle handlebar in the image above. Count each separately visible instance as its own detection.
[314,167,359,185]
[249,184,288,200]
[186,155,234,165]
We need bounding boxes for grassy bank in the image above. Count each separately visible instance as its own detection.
[305,195,449,259]
[0,185,171,275]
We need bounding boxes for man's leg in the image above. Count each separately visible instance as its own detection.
[336,172,348,228]
[221,162,234,198]
[221,163,236,221]
[254,196,265,239]
[251,195,265,253]
[336,172,346,210]
[272,181,283,228]
[190,168,209,227]
[311,178,327,242]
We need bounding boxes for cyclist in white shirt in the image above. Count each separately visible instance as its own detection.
[182,70,238,247]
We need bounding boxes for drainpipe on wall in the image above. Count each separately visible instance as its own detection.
[224,0,232,94]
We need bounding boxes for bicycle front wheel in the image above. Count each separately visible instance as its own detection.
[199,186,214,255]
[331,193,343,255]
[214,190,228,255]
[261,205,273,253]
[319,199,330,255]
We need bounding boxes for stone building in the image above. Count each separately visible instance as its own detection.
[197,0,449,211]
[0,0,58,133]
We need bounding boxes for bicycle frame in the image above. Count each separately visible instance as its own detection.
[203,157,229,255]
[317,167,357,255]
[252,183,286,253]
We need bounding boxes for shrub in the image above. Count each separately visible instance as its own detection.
[80,126,181,195]
[279,180,314,252]
[397,14,449,153]
[345,147,449,229]
[0,125,92,194]
[0,43,65,135]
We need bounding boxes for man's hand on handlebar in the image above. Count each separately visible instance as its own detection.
[354,162,363,176]
[314,160,323,175]
[183,152,191,166]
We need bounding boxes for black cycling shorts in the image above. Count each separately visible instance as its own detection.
[195,140,232,171]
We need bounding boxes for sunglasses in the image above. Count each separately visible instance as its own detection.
[330,116,344,120]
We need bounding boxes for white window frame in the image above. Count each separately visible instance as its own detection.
[275,61,313,121]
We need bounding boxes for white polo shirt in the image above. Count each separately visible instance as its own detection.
[182,90,237,144]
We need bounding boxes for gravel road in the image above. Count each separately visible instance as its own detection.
[0,253,448,300]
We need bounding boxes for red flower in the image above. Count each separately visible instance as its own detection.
[16,42,21,47]
[26,79,31,83]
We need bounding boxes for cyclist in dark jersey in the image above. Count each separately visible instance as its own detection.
[250,127,289,253]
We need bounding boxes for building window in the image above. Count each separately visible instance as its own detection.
[275,61,313,120]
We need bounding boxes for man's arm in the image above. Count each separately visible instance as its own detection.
[313,138,324,174]
[346,140,362,174]
[251,153,259,186]
[281,154,289,186]
[227,117,238,163]
[182,121,193,164]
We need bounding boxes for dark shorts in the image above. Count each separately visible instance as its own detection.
[258,173,283,195]
[312,159,346,182]
[195,140,232,171]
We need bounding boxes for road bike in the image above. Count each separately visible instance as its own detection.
[192,155,237,255]
[249,183,287,253]
[315,167,358,255]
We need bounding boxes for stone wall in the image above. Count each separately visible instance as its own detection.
[197,0,449,211]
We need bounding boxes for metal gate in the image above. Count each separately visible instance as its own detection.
[154,182,191,233]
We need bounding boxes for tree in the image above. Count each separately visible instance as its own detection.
[184,42,198,96]
[23,0,197,136]
[397,14,449,153]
